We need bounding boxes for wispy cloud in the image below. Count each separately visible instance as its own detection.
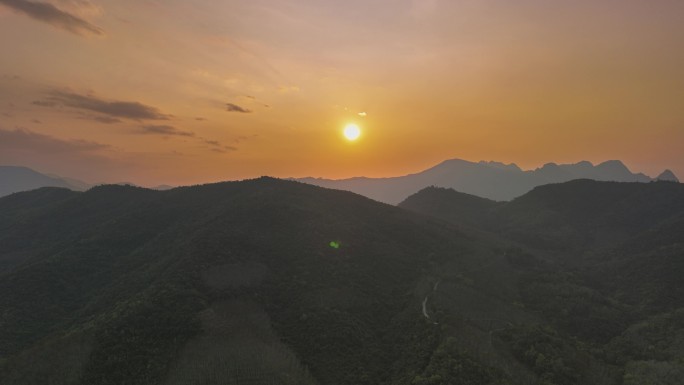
[203,139,237,153]
[137,125,235,154]
[233,134,259,144]
[278,86,300,94]
[36,90,172,121]
[0,127,109,153]
[0,126,131,183]
[0,0,104,37]
[139,125,194,137]
[225,103,251,113]
[79,115,122,124]
[242,95,270,108]
[210,145,237,153]
[32,100,57,107]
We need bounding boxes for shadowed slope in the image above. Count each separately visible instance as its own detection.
[0,178,509,385]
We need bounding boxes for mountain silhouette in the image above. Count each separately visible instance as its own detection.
[2,178,684,384]
[298,158,675,203]
[0,166,88,197]
[656,169,679,182]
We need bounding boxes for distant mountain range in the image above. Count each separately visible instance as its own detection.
[298,159,679,203]
[0,166,174,197]
[0,166,88,197]
[2,160,679,202]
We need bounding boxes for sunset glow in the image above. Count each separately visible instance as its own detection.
[0,1,683,185]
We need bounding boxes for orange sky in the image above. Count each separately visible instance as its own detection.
[1,0,683,185]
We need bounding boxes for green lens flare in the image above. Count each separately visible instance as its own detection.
[329,241,340,249]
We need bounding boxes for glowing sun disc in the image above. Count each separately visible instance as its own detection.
[343,124,361,141]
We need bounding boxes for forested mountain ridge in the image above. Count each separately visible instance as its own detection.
[401,179,684,253]
[2,178,683,384]
[401,180,684,384]
[0,178,522,385]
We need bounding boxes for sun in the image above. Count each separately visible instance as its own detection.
[343,123,361,141]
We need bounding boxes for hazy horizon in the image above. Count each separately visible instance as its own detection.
[2,0,683,185]
[0,156,677,188]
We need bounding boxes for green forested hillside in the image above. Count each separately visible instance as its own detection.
[400,180,684,384]
[0,178,518,385]
[2,178,682,384]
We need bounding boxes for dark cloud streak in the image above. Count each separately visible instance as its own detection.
[44,90,171,121]
[225,103,251,113]
[139,125,194,137]
[32,100,57,107]
[0,0,104,36]
[80,115,122,124]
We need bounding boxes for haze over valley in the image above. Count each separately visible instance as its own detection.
[1,0,683,384]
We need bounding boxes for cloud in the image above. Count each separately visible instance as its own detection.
[225,103,251,113]
[198,138,236,153]
[0,127,109,153]
[242,95,271,108]
[137,126,232,153]
[32,100,57,107]
[43,90,171,121]
[80,115,122,124]
[210,145,237,153]
[278,86,300,94]
[0,0,104,36]
[139,125,194,137]
[0,126,134,183]
[233,134,258,144]
[52,0,102,18]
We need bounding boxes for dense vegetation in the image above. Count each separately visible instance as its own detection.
[401,180,684,384]
[0,178,682,384]
[0,179,477,384]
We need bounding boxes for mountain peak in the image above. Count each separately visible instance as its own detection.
[297,158,675,203]
[0,165,82,197]
[434,158,471,168]
[596,160,628,170]
[478,160,522,172]
[656,169,679,182]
